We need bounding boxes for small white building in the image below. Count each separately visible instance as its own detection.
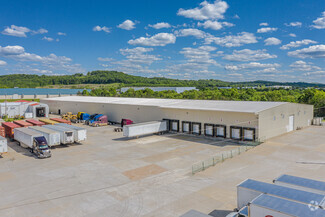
[0,101,49,118]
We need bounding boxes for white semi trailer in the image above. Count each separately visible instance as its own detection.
[55,123,87,142]
[249,194,325,217]
[14,128,51,158]
[43,125,75,144]
[123,120,168,137]
[29,126,61,147]
[0,136,7,154]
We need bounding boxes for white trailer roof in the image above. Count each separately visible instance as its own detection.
[43,96,288,114]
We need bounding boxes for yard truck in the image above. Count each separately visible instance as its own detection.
[14,128,51,158]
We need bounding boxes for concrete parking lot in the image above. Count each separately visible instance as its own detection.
[0,124,324,217]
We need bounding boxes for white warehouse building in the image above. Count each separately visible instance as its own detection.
[41,96,313,141]
[0,101,49,118]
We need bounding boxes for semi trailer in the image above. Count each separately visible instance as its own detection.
[123,120,168,137]
[56,123,87,142]
[43,125,75,144]
[29,126,61,147]
[14,128,51,158]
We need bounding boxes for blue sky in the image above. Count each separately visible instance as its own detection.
[0,0,324,83]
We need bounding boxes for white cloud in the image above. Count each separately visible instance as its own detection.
[92,26,111,33]
[177,0,229,20]
[289,33,296,37]
[42,36,54,42]
[259,22,268,26]
[205,32,257,47]
[264,37,281,45]
[2,25,48,37]
[57,32,66,36]
[257,27,278,33]
[225,62,281,72]
[223,49,277,61]
[175,28,206,38]
[289,60,321,71]
[2,25,30,37]
[280,39,317,50]
[180,46,218,65]
[288,45,325,59]
[34,28,48,34]
[285,22,302,27]
[128,33,176,46]
[312,11,325,29]
[119,47,161,65]
[117,20,136,30]
[148,22,171,29]
[197,20,234,30]
[0,45,84,74]
[0,60,7,66]
[97,57,114,62]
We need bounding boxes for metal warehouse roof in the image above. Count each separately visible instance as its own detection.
[43,96,288,114]
[274,174,325,193]
[251,194,325,217]
[238,179,325,208]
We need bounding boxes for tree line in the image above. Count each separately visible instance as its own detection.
[0,71,324,89]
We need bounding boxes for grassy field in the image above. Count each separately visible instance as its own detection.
[40,83,121,89]
[0,99,40,103]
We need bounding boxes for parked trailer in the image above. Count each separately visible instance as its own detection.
[14,128,51,158]
[274,174,325,195]
[29,126,61,147]
[0,136,7,153]
[13,120,33,128]
[1,122,21,139]
[39,118,59,125]
[56,123,87,142]
[26,119,46,126]
[0,126,5,137]
[237,179,325,210]
[123,120,168,137]
[249,194,325,217]
[50,118,71,125]
[43,125,74,144]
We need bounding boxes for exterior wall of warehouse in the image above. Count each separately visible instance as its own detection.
[258,103,313,140]
[161,108,259,139]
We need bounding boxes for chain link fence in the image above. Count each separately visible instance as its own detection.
[192,141,261,175]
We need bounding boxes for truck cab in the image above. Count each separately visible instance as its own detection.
[32,136,51,158]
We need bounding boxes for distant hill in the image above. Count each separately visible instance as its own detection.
[0,71,324,89]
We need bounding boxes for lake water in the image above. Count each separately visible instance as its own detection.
[0,88,87,95]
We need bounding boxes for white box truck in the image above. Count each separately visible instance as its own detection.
[42,125,74,144]
[29,126,61,147]
[237,179,325,210]
[0,136,7,154]
[123,121,167,137]
[249,194,325,217]
[55,123,87,142]
[273,174,325,195]
[14,128,51,158]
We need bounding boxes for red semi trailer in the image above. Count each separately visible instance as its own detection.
[1,122,21,139]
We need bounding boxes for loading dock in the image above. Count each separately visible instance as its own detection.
[204,123,214,137]
[182,121,191,134]
[243,127,256,141]
[191,122,201,135]
[215,124,226,138]
[230,126,242,140]
[170,120,179,132]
